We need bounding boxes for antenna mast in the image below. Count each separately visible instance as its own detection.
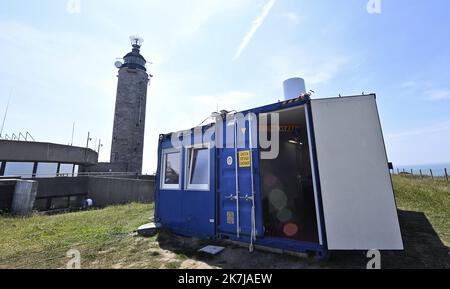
[0,89,12,139]
[71,122,75,146]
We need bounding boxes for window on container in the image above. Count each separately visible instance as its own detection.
[186,146,209,190]
[59,164,74,177]
[4,162,34,178]
[161,149,181,190]
[36,163,58,178]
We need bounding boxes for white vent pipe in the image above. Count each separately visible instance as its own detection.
[283,78,306,100]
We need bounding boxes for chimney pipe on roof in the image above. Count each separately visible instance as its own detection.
[283,78,306,100]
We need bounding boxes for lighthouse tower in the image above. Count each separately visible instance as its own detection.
[110,36,149,174]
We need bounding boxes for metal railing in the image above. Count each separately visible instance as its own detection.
[392,167,449,182]
[1,172,141,179]
[0,131,35,141]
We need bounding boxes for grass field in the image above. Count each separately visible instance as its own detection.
[392,175,449,245]
[0,175,448,269]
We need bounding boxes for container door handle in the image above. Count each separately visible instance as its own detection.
[225,194,238,200]
[240,195,254,202]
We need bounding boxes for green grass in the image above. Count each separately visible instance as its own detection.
[0,176,448,268]
[0,203,168,269]
[392,175,450,245]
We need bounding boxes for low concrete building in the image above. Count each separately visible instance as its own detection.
[0,140,98,178]
[0,140,155,213]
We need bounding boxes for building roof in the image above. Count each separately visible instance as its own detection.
[0,140,98,165]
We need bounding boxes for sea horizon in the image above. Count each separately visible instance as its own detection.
[394,162,450,176]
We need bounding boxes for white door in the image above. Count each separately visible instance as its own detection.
[310,95,403,250]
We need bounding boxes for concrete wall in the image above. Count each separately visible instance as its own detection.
[29,176,155,210]
[0,140,98,165]
[81,162,130,175]
[35,177,89,198]
[88,177,155,207]
[11,180,38,216]
[0,179,38,215]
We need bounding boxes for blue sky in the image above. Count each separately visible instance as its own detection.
[0,0,449,173]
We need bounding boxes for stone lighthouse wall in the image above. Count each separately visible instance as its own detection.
[110,67,149,174]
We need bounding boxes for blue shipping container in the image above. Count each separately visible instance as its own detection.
[154,94,404,258]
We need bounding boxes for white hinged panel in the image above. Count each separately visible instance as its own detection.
[311,95,403,250]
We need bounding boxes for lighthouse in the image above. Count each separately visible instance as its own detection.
[110,36,150,174]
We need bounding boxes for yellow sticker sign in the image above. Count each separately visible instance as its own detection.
[239,150,251,168]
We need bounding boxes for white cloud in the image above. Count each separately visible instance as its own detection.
[179,0,251,36]
[386,120,450,139]
[385,120,450,165]
[233,0,277,61]
[267,46,349,86]
[427,89,450,101]
[401,81,417,88]
[399,80,450,101]
[284,12,301,24]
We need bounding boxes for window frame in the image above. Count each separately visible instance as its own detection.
[160,148,182,190]
[3,161,35,178]
[59,163,75,177]
[35,162,59,178]
[184,144,210,191]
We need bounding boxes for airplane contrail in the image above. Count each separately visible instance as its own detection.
[233,0,277,61]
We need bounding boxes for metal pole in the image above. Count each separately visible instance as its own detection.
[98,139,102,155]
[410,169,413,177]
[248,114,257,253]
[71,122,75,146]
[420,169,423,179]
[0,89,12,138]
[430,169,434,180]
[86,132,91,149]
[98,139,104,159]
[234,116,240,239]
[445,168,449,182]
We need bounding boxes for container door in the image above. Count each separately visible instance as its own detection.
[309,95,403,250]
[218,115,263,240]
[181,142,216,238]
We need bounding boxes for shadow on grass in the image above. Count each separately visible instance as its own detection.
[156,210,449,269]
[385,210,449,268]
[328,210,449,269]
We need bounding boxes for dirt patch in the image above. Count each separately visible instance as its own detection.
[153,210,449,269]
[180,259,216,269]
